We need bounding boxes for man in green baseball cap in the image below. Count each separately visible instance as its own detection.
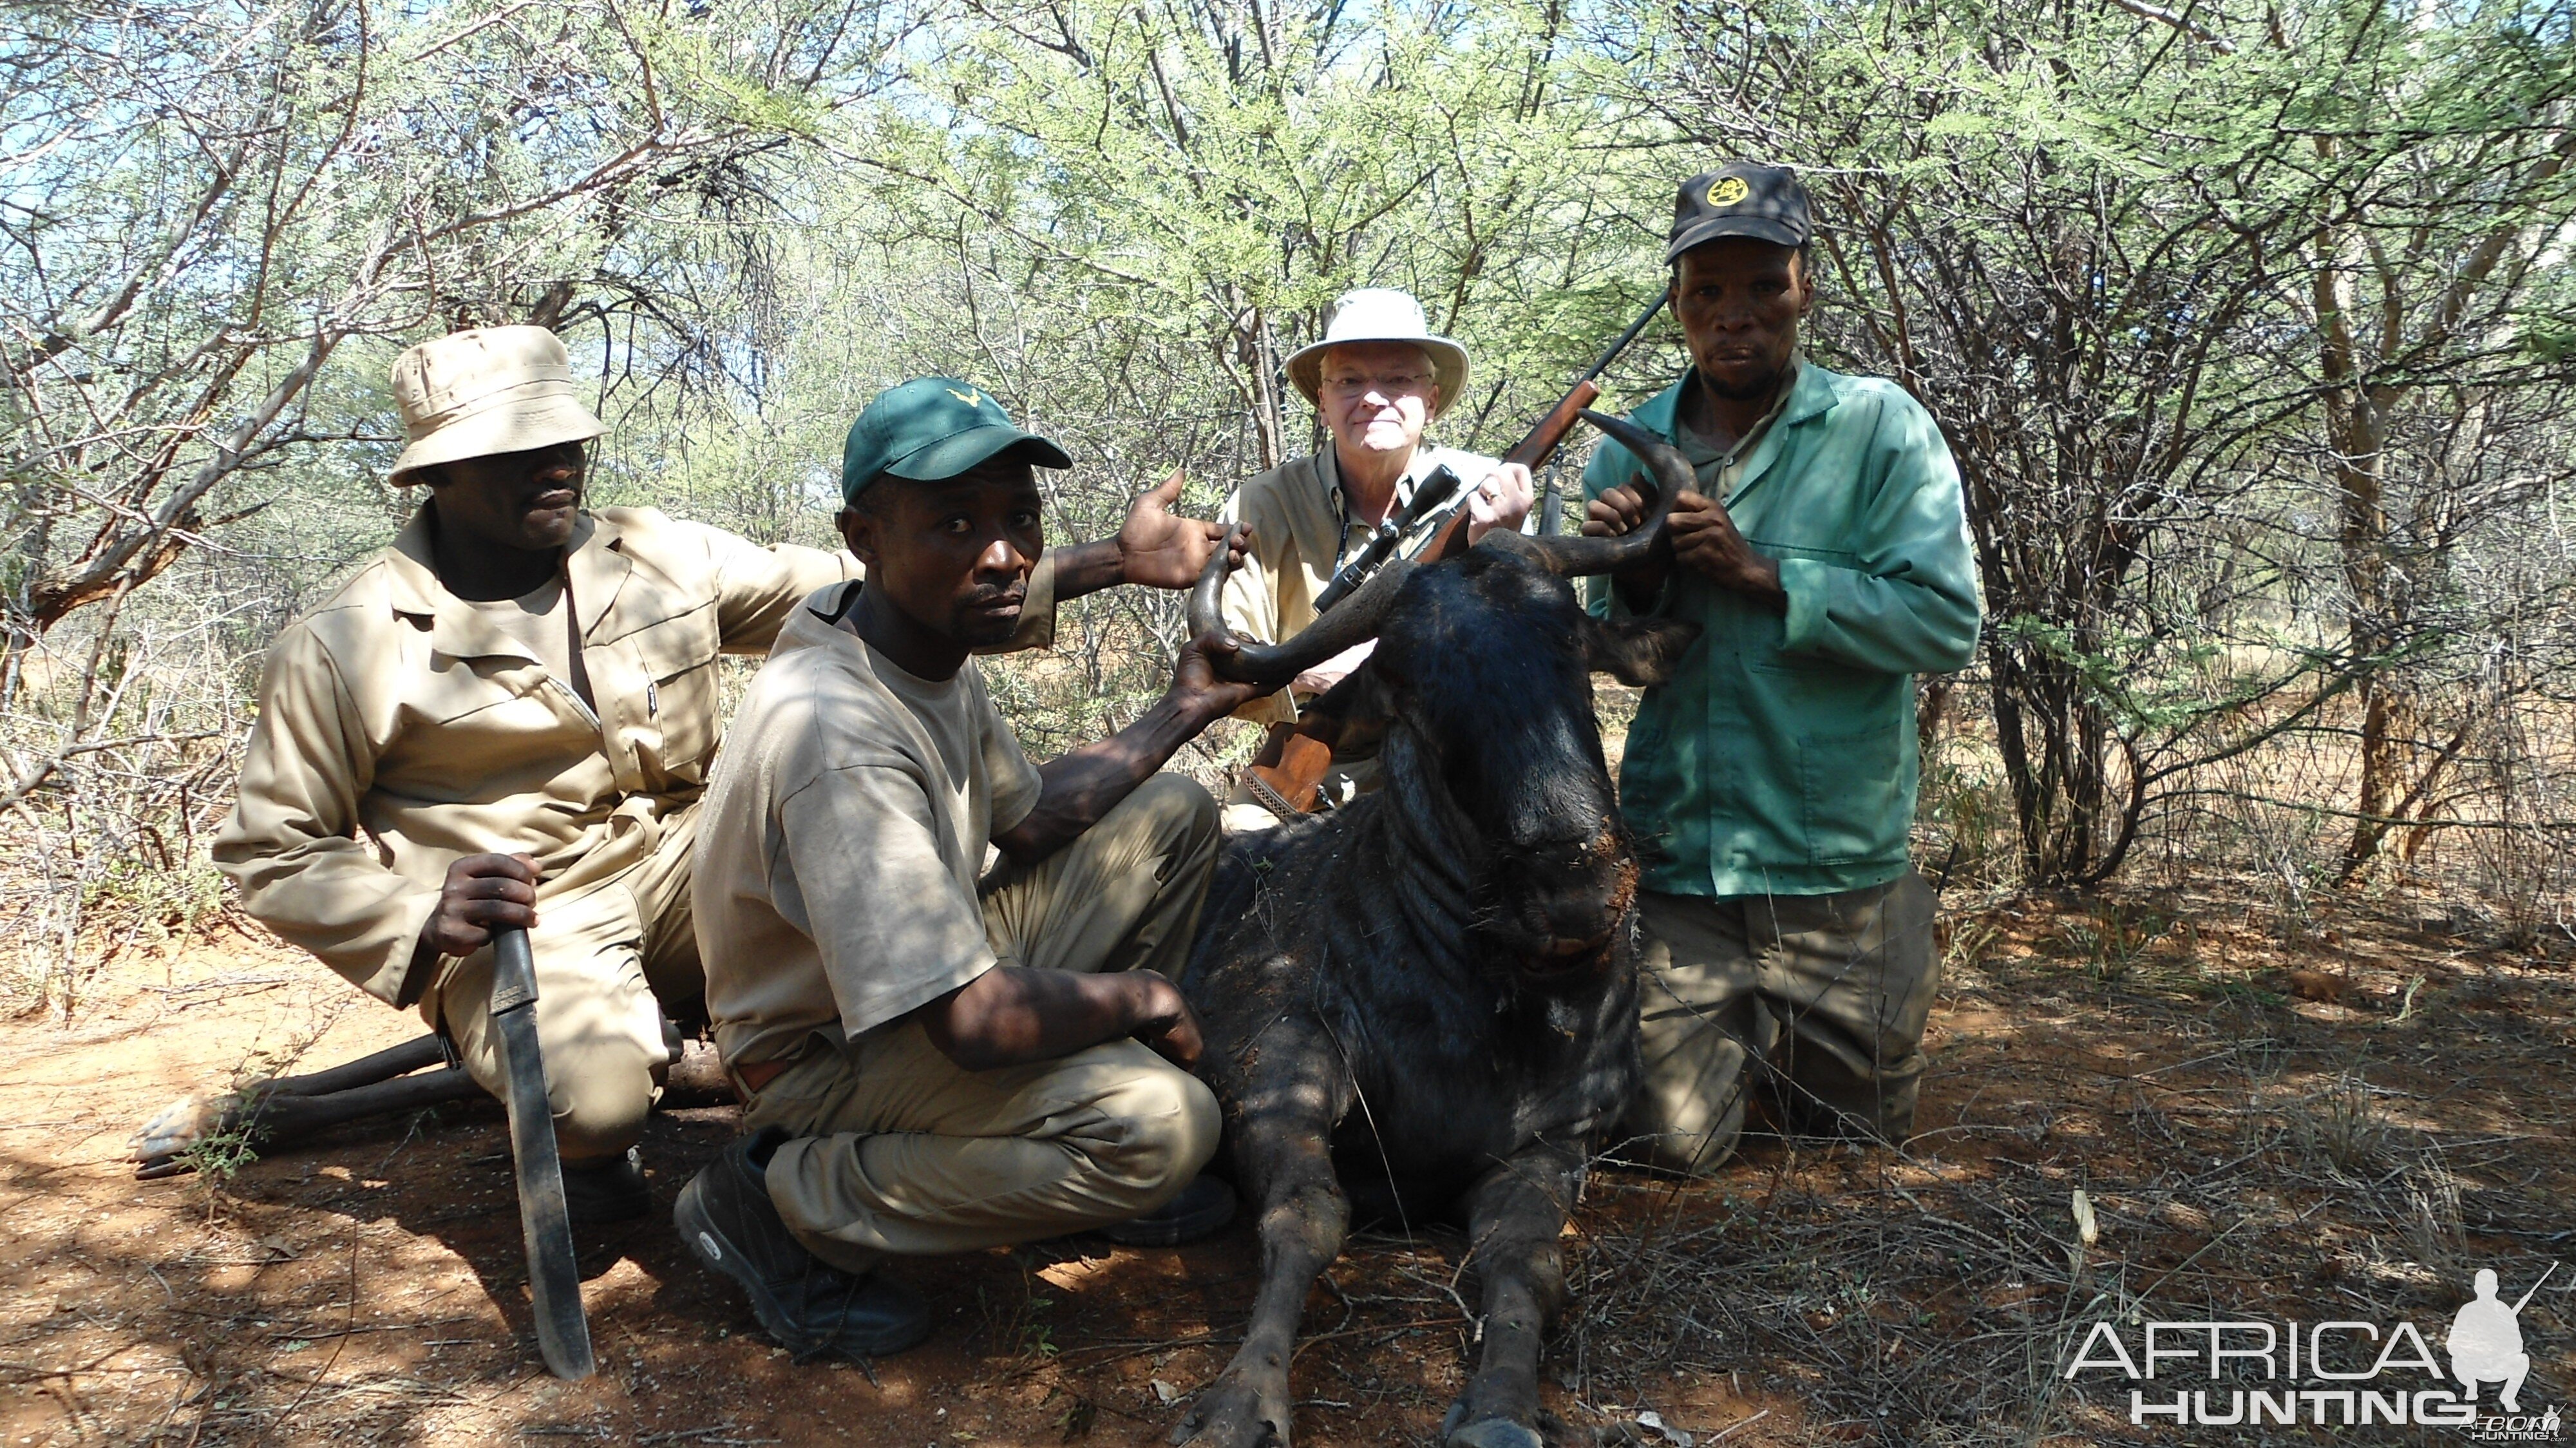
[679,378,1260,1360]
[200,337,1242,1221]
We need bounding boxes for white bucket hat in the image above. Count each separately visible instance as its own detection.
[1284,289,1470,419]
[387,325,607,484]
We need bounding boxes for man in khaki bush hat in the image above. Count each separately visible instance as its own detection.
[1215,287,1535,828]
[213,326,1235,1221]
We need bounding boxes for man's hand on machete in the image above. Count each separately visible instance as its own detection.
[421,852,541,957]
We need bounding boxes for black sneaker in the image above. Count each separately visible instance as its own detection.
[562,1147,652,1224]
[1097,1175,1236,1247]
[673,1130,931,1360]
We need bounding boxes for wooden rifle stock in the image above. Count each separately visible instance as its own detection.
[1246,720,1341,816]
[1501,377,1600,472]
[1240,511,1472,818]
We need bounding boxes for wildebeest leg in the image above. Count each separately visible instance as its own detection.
[129,1034,452,1175]
[133,1033,730,1177]
[260,1034,451,1096]
[1440,1142,1584,1448]
[130,1065,483,1179]
[1171,1039,1351,1448]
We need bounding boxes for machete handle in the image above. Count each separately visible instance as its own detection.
[491,926,538,1013]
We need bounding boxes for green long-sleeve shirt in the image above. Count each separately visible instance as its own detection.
[1584,360,1981,897]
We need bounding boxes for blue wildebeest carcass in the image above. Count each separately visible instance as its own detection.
[1169,413,1700,1448]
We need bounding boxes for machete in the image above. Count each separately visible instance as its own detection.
[489,926,595,1380]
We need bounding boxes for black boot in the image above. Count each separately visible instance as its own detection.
[562,1147,652,1224]
[674,1130,931,1360]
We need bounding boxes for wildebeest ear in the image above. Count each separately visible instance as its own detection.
[1581,614,1701,687]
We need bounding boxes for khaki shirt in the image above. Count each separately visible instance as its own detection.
[694,584,1044,1067]
[1218,442,1495,725]
[213,504,1058,1007]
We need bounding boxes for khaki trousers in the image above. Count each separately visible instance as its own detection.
[434,806,701,1161]
[1619,871,1940,1176]
[742,776,1224,1271]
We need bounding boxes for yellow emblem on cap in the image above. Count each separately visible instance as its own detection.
[946,386,984,408]
[1707,176,1751,207]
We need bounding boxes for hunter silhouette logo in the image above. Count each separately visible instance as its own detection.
[945,386,985,408]
[2454,1264,2552,1414]
[1707,176,1751,207]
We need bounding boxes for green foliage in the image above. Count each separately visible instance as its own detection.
[1,0,2570,981]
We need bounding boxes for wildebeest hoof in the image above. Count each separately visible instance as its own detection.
[1170,1377,1290,1448]
[126,1092,244,1178]
[1443,1402,1546,1448]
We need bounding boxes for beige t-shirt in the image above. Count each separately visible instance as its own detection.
[694,582,1044,1067]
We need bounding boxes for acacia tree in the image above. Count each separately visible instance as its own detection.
[2274,3,2576,874]
[727,0,1682,751]
[0,0,933,1012]
[0,0,921,805]
[1600,0,2576,884]
[833,0,1672,477]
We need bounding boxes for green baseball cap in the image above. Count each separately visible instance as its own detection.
[840,377,1073,504]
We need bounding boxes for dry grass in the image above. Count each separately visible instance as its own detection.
[1,878,2565,1446]
[1535,882,2573,1447]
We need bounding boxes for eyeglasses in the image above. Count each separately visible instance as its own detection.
[1321,371,1433,397]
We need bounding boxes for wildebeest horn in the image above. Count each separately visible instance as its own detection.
[1188,522,1411,687]
[1487,408,1689,576]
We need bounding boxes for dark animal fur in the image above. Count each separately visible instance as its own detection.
[1173,545,1696,1448]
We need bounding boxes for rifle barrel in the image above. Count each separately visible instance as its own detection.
[1501,293,1671,475]
[1584,293,1669,383]
[2510,1261,2557,1313]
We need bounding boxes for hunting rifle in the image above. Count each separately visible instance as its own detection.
[1245,293,1670,816]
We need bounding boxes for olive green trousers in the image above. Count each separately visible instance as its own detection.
[1619,871,1941,1176]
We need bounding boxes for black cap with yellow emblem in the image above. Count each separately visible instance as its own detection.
[1665,162,1813,262]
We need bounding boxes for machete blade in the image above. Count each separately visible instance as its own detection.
[489,927,594,1380]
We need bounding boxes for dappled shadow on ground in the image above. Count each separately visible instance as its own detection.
[1,886,2568,1445]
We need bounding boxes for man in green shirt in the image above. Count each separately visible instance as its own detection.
[1583,162,1982,1175]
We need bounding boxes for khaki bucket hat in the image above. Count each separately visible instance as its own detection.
[1284,289,1470,419]
[388,326,607,484]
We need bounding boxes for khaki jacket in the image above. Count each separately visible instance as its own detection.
[1218,442,1493,725]
[213,504,1058,1007]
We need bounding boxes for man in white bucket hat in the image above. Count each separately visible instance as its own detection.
[211,325,1234,1221]
[1217,288,1533,827]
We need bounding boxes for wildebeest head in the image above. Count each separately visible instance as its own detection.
[1365,546,1695,974]
[1190,410,1703,978]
